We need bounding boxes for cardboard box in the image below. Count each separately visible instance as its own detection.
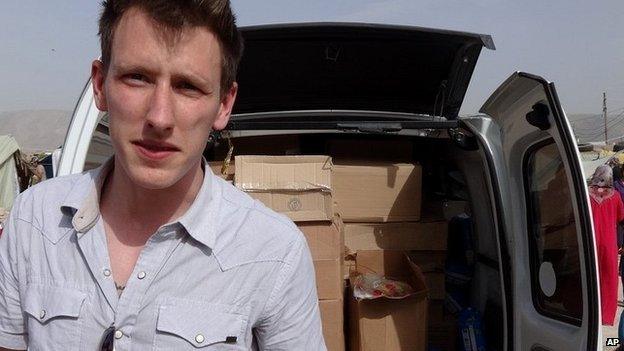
[298,220,345,300]
[250,192,333,222]
[407,251,447,273]
[344,222,447,252]
[425,272,445,300]
[428,300,445,325]
[298,220,343,260]
[315,259,343,300]
[235,155,333,221]
[428,301,457,351]
[429,319,457,351]
[333,162,422,222]
[319,299,345,351]
[349,250,428,351]
[326,138,413,162]
[344,258,356,280]
[537,166,574,228]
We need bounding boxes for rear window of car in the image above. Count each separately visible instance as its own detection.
[524,139,583,325]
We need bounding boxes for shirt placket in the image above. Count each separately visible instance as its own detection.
[112,224,182,350]
[76,217,119,319]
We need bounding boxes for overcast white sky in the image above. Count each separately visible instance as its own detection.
[1,0,623,115]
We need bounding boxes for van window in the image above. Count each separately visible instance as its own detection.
[525,139,583,325]
[85,115,113,171]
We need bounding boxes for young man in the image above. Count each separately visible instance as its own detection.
[0,1,325,350]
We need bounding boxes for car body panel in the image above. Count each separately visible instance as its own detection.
[477,72,598,350]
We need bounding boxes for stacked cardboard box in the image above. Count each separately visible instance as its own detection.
[234,155,345,351]
[319,299,345,351]
[332,161,434,351]
[418,200,470,350]
[348,250,428,351]
[344,221,447,301]
[332,162,422,223]
[298,221,343,299]
[235,155,333,222]
[332,160,453,350]
[230,151,456,350]
[428,301,458,351]
[299,221,345,351]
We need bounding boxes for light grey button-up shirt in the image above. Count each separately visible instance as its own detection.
[0,159,325,350]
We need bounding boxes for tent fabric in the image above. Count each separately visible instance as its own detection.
[0,135,20,211]
[0,135,19,165]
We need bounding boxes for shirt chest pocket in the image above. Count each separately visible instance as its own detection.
[23,285,87,351]
[154,298,249,350]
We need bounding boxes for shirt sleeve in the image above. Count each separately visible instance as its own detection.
[0,199,27,350]
[255,233,326,351]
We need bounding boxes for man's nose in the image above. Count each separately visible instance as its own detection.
[145,83,175,133]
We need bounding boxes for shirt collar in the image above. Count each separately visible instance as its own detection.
[61,157,217,249]
[176,161,216,249]
[61,158,113,233]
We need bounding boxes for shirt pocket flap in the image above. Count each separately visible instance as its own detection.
[156,299,246,348]
[24,285,87,322]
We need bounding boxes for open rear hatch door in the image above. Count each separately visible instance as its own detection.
[478,72,598,350]
[58,23,494,175]
[230,23,494,130]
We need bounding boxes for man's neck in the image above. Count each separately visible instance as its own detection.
[100,159,205,233]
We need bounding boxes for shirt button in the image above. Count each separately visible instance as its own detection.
[114,330,124,339]
[39,310,46,319]
[195,334,205,344]
[103,269,111,277]
[137,271,146,280]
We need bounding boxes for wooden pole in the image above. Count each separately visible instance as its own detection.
[603,92,608,144]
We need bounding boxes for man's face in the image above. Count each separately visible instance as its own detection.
[91,7,237,190]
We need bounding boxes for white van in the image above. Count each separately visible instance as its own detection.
[57,24,600,350]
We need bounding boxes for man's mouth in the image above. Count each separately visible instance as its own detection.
[132,140,181,161]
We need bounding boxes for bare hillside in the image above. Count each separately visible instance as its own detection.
[0,110,72,153]
[569,113,624,143]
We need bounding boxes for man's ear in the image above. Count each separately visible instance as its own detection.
[92,60,108,111]
[213,82,238,131]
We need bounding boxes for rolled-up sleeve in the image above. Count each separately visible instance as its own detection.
[0,200,27,350]
[255,234,326,351]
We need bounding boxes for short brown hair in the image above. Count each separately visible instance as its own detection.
[98,0,243,93]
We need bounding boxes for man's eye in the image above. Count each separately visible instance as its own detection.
[179,82,198,91]
[127,73,146,81]
[121,73,148,84]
